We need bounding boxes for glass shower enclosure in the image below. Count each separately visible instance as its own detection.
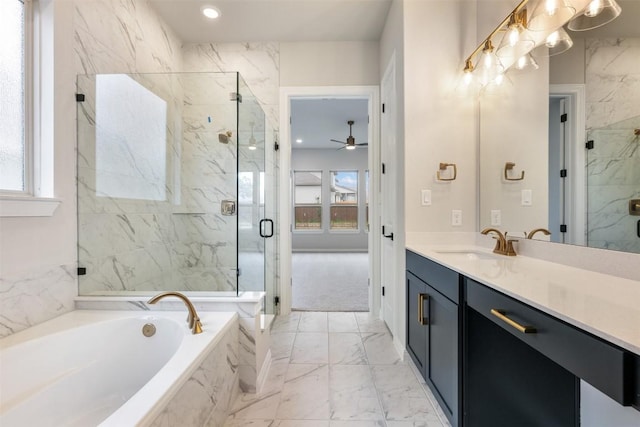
[76,72,275,311]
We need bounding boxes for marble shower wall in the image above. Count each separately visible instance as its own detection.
[585,38,640,254]
[78,72,242,294]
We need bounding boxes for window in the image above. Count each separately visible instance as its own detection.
[330,170,358,230]
[294,171,322,230]
[0,0,30,193]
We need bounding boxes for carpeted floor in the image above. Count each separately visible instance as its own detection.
[292,252,369,311]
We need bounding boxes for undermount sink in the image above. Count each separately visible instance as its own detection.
[433,249,499,261]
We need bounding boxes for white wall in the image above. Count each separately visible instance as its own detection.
[292,148,369,251]
[280,41,380,87]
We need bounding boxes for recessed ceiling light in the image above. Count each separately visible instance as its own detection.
[295,139,303,143]
[201,5,220,19]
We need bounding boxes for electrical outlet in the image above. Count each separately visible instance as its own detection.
[421,189,432,206]
[491,210,501,226]
[452,210,462,226]
[521,189,533,206]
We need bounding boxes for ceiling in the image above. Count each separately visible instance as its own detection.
[291,99,369,150]
[148,0,392,43]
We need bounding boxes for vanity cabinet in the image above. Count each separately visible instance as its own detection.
[406,250,462,427]
[406,249,640,427]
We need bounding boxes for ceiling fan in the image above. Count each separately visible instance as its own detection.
[331,120,368,150]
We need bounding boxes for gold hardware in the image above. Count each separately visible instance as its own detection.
[437,163,457,181]
[481,228,518,256]
[504,162,525,181]
[491,309,536,334]
[463,0,530,75]
[418,293,429,325]
[629,200,640,216]
[147,291,204,334]
[527,228,551,239]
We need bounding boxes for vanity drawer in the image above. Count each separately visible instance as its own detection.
[465,278,631,405]
[407,250,460,303]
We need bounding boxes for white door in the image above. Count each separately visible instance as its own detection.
[380,58,396,331]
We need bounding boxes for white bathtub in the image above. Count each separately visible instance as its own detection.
[0,310,237,427]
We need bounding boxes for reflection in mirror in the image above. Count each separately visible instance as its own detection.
[480,0,640,255]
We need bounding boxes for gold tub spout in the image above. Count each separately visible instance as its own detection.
[147,291,203,334]
[527,228,551,239]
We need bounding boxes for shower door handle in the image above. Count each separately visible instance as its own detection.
[259,219,274,238]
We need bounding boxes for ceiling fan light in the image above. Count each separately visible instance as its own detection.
[567,0,621,31]
[346,145,356,150]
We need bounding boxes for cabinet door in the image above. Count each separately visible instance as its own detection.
[407,272,427,376]
[427,286,459,426]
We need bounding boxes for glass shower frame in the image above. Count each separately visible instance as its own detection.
[76,72,272,303]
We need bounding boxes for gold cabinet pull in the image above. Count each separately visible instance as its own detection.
[418,293,429,325]
[490,309,536,334]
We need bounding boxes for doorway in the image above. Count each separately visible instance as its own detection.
[290,99,369,311]
[278,86,380,315]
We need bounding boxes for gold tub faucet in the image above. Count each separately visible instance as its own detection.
[147,291,203,334]
[481,228,517,256]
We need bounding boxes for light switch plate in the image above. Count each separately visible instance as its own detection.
[452,210,462,226]
[491,210,501,226]
[421,189,432,206]
[521,189,532,206]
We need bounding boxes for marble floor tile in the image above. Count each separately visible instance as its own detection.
[330,421,386,427]
[271,332,296,361]
[226,391,282,420]
[224,312,446,427]
[275,421,330,427]
[371,365,439,422]
[277,364,330,420]
[329,333,368,365]
[298,311,328,332]
[355,313,389,333]
[328,312,359,332]
[272,312,302,333]
[329,365,383,421]
[223,420,275,427]
[291,332,329,364]
[361,332,403,365]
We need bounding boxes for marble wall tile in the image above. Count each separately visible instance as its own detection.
[0,264,76,338]
[150,318,239,427]
[585,37,640,254]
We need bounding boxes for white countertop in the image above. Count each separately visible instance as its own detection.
[407,244,640,355]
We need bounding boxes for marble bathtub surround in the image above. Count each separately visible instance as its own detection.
[224,311,449,426]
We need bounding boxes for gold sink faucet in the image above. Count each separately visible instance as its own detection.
[147,291,203,334]
[481,228,517,256]
[527,228,551,239]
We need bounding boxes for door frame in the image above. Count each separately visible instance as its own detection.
[278,85,381,315]
[549,84,586,246]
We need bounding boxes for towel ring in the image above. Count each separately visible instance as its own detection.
[504,162,524,181]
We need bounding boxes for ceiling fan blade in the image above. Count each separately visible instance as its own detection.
[331,139,347,144]
[356,143,369,146]
[336,146,346,151]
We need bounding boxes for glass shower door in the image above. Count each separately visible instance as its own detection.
[237,75,267,299]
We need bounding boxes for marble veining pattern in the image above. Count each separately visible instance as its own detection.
[585,38,640,254]
[224,312,448,427]
[0,264,76,338]
[150,318,239,426]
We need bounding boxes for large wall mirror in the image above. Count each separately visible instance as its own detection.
[479,0,640,255]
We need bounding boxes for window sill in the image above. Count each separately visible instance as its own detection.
[0,196,61,217]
